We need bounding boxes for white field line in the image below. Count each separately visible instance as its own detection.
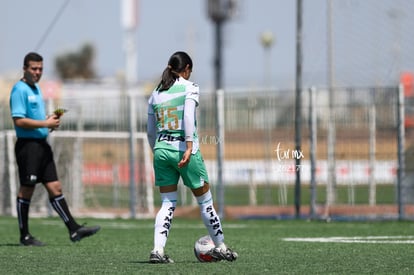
[282,236,414,244]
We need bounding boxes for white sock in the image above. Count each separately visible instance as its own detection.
[153,191,177,254]
[196,190,225,247]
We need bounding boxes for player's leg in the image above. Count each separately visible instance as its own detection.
[150,185,177,263]
[181,151,225,246]
[45,181,80,232]
[191,184,225,244]
[42,141,100,242]
[15,139,44,246]
[149,149,180,263]
[191,184,237,261]
[44,181,100,242]
[17,186,34,236]
[183,151,237,261]
[17,185,44,246]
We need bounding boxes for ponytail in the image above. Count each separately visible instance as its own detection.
[156,66,178,91]
[156,51,193,92]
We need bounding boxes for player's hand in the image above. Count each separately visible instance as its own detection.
[178,149,192,168]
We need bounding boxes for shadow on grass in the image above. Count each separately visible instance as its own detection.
[130,260,151,264]
[0,243,20,247]
[129,260,200,264]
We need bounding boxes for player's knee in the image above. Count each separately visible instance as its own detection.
[18,185,36,198]
[45,181,63,196]
[192,183,210,196]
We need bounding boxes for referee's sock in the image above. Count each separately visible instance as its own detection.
[50,195,80,232]
[16,197,30,237]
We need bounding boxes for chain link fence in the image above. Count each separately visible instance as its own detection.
[0,83,411,220]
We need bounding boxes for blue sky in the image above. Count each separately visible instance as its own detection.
[1,0,413,90]
[0,0,299,89]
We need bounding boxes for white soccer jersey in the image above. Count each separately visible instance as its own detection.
[148,77,200,153]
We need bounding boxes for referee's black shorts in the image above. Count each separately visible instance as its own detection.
[15,138,58,186]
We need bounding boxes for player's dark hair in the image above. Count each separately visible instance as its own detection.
[156,51,193,92]
[23,52,43,68]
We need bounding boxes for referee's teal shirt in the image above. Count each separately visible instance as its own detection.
[9,80,48,139]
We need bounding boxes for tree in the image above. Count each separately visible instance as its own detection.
[55,43,96,80]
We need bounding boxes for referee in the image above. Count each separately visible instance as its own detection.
[9,52,100,246]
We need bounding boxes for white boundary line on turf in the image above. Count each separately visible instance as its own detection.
[282,236,414,244]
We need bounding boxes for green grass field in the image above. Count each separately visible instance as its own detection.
[1,216,414,274]
[83,184,396,209]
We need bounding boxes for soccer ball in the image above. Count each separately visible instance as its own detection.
[194,235,217,262]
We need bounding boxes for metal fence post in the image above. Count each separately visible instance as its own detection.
[72,106,84,211]
[128,93,137,218]
[368,90,376,206]
[309,87,317,218]
[216,88,225,218]
[6,131,17,217]
[397,84,405,219]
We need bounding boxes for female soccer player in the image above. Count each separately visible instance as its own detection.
[147,51,238,263]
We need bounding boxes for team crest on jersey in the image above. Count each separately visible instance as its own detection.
[28,95,36,102]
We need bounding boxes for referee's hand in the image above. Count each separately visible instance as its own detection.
[46,115,60,130]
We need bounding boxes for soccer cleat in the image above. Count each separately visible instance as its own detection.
[20,234,45,246]
[208,247,238,262]
[149,251,174,264]
[70,224,101,242]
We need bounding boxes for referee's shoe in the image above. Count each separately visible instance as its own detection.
[20,234,45,246]
[70,224,101,242]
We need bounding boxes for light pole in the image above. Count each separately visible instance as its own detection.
[207,0,235,218]
[260,31,274,87]
[121,0,138,218]
[260,31,274,204]
[294,0,303,218]
[326,0,337,218]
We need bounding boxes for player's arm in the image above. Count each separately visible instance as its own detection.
[13,116,59,130]
[183,98,196,142]
[178,98,196,168]
[147,104,157,150]
[10,87,59,130]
